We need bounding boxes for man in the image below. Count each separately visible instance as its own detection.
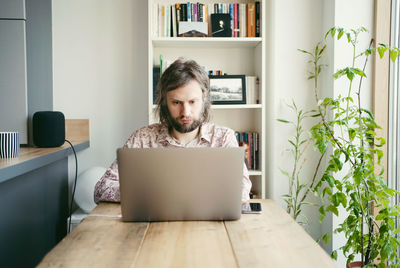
[94,58,252,203]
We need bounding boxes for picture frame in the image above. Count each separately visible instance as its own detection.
[209,75,246,104]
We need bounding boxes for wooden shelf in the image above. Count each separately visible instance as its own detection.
[0,119,90,183]
[249,170,262,176]
[152,37,262,48]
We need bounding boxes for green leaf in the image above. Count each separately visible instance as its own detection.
[319,206,325,222]
[322,187,332,197]
[327,205,339,216]
[390,49,398,62]
[346,68,355,81]
[346,33,351,43]
[277,119,290,123]
[331,250,337,260]
[319,45,326,56]
[378,47,386,58]
[352,68,366,77]
[348,128,356,141]
[298,49,312,55]
[322,233,330,244]
[381,240,392,260]
[337,28,344,40]
[333,69,346,80]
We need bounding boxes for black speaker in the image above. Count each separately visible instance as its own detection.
[33,111,65,147]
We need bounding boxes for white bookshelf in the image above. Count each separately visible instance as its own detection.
[148,0,266,198]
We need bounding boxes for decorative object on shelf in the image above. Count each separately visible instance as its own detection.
[209,75,246,104]
[178,21,208,37]
[0,132,20,158]
[33,111,65,148]
[210,13,232,37]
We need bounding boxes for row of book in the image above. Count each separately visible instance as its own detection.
[235,132,259,171]
[152,2,261,38]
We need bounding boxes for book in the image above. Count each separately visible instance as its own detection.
[247,3,255,37]
[235,131,259,170]
[246,76,258,104]
[239,4,247,37]
[255,1,261,37]
[155,2,260,39]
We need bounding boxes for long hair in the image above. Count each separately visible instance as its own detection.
[155,58,211,125]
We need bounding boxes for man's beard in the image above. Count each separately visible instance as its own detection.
[166,109,204,134]
[169,115,203,133]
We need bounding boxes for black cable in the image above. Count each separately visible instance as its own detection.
[65,139,78,233]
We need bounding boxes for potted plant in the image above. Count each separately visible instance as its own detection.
[297,27,400,267]
[278,102,325,225]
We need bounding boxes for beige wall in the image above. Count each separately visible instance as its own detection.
[52,0,148,190]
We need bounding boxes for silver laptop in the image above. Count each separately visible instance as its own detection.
[117,147,244,221]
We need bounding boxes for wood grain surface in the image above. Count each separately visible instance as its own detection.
[38,200,337,267]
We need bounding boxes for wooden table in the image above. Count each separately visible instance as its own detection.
[38,200,337,268]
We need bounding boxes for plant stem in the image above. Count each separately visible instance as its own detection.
[355,39,373,266]
[299,150,326,205]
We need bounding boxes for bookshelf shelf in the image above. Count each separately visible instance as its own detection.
[211,104,262,109]
[148,0,266,198]
[152,104,262,110]
[152,37,262,48]
[249,170,262,176]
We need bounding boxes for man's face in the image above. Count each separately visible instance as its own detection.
[166,79,204,133]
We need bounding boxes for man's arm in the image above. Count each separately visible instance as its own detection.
[93,160,120,203]
[223,128,252,201]
[93,129,144,204]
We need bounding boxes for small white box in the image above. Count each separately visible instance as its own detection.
[178,22,208,37]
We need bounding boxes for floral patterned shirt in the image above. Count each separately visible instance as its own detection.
[94,122,252,203]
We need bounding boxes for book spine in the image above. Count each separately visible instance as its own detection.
[249,132,252,170]
[237,3,240,37]
[255,1,261,37]
[172,5,176,37]
[248,3,255,37]
[234,3,238,37]
[239,4,246,37]
[176,4,181,35]
[187,2,191,22]
[194,3,197,21]
[256,78,260,104]
[166,5,170,37]
[199,3,204,22]
[230,4,234,37]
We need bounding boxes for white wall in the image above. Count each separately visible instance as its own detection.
[330,0,374,266]
[52,0,148,198]
[265,0,324,240]
[266,0,374,266]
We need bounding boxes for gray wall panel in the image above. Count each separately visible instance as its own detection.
[0,158,68,268]
[0,20,28,144]
[0,0,25,19]
[25,0,53,146]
